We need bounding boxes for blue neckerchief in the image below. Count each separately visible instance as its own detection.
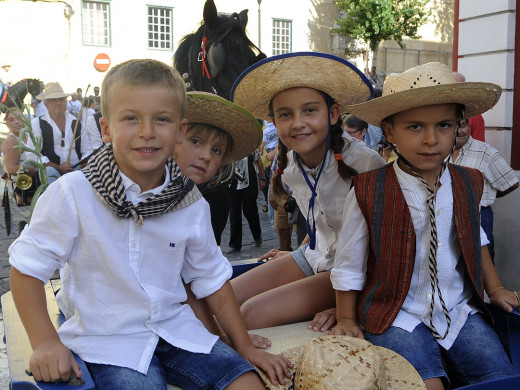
[295,98,332,250]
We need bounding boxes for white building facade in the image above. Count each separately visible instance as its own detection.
[0,0,318,94]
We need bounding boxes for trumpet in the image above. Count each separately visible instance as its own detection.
[16,168,32,190]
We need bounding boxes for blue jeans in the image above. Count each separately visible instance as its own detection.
[87,339,255,390]
[365,313,516,386]
[290,243,313,277]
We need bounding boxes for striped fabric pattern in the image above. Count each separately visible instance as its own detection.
[81,145,200,227]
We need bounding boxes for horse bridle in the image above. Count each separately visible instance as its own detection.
[184,13,263,96]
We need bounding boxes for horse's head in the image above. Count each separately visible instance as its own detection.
[26,79,41,97]
[2,78,42,112]
[174,0,266,99]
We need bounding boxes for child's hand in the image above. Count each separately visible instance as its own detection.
[241,346,293,386]
[489,288,519,313]
[308,308,336,332]
[257,249,289,262]
[329,318,365,339]
[29,339,81,383]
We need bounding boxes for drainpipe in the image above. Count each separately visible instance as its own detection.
[257,0,262,50]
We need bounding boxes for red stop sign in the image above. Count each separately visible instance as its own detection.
[94,53,111,72]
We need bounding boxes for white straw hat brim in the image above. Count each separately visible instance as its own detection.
[347,82,501,126]
[346,62,501,126]
[36,91,72,100]
[36,82,72,100]
[185,91,262,162]
[230,52,373,121]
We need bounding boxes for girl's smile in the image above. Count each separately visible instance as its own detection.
[271,87,340,168]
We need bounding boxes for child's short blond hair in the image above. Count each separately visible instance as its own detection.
[101,59,186,121]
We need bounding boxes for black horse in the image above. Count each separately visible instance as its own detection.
[174,0,266,100]
[173,0,267,248]
[0,78,41,113]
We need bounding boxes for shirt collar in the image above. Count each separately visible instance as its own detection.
[459,135,474,155]
[120,167,171,204]
[393,159,450,187]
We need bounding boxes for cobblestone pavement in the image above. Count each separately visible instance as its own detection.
[0,167,296,388]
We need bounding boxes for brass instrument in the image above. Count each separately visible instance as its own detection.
[15,168,32,190]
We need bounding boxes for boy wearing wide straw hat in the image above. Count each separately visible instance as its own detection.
[331,62,518,389]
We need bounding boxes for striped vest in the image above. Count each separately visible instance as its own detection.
[354,163,487,334]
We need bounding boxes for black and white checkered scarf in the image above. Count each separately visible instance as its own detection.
[81,145,201,227]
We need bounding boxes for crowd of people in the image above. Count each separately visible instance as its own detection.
[1,53,519,390]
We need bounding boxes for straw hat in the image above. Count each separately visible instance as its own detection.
[185,91,262,162]
[36,82,72,100]
[230,52,372,121]
[347,62,502,126]
[257,335,426,390]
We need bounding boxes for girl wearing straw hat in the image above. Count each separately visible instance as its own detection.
[331,62,517,389]
[229,52,386,331]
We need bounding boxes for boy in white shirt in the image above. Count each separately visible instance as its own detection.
[331,62,518,389]
[9,59,291,389]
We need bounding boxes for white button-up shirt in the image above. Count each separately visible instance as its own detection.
[282,134,386,273]
[9,169,232,373]
[332,163,489,349]
[30,112,94,166]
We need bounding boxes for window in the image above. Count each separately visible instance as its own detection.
[272,19,292,55]
[82,1,110,46]
[148,7,173,50]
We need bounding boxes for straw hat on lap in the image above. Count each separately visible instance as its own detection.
[256,335,426,390]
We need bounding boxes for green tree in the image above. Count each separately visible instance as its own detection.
[335,0,430,77]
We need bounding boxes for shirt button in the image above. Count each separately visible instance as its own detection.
[438,241,442,247]
[132,243,136,248]
[428,293,433,300]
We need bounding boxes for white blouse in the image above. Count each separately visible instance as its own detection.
[282,134,386,274]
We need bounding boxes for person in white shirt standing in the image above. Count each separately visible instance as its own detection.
[0,63,12,85]
[66,93,81,118]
